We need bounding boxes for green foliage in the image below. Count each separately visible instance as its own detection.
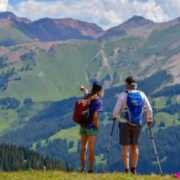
[0,68,16,91]
[0,144,67,172]
[0,97,20,109]
[20,51,35,61]
[154,85,180,97]
[138,70,173,96]
[23,98,32,105]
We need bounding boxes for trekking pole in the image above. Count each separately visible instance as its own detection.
[103,121,115,173]
[148,127,163,175]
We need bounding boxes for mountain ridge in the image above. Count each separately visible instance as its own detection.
[0,11,31,23]
[0,11,180,43]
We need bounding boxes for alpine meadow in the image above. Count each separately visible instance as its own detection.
[0,11,180,178]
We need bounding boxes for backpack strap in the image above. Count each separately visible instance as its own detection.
[84,94,98,101]
[125,90,141,93]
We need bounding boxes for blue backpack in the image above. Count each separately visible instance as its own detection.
[124,91,144,125]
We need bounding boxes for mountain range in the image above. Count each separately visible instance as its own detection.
[1,11,180,43]
[0,11,180,174]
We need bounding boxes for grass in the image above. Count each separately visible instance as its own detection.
[0,109,17,134]
[150,112,180,134]
[0,102,51,136]
[0,26,33,46]
[49,126,80,153]
[0,171,175,180]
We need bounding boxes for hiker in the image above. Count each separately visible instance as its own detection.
[79,82,104,173]
[111,76,153,174]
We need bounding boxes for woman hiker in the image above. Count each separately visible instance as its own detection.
[79,81,104,173]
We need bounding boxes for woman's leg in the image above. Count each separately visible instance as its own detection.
[88,135,97,170]
[80,135,88,170]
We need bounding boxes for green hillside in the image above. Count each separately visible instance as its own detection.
[0,24,34,46]
[1,33,176,102]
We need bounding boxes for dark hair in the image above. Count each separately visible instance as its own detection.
[125,76,137,85]
[90,88,104,97]
[92,82,102,91]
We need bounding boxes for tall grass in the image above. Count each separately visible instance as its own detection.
[0,171,175,180]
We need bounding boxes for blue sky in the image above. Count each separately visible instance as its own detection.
[1,0,180,30]
[9,0,56,6]
[9,0,25,5]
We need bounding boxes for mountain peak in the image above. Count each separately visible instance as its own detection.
[0,11,31,23]
[99,15,156,39]
[0,11,16,19]
[124,15,154,25]
[117,15,156,37]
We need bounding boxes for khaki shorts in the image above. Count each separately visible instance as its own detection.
[79,126,99,136]
[119,122,141,146]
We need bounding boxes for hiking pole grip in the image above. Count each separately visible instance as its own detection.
[148,127,163,176]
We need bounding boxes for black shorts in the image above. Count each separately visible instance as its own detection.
[119,122,141,146]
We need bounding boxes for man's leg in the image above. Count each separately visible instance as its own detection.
[88,135,97,171]
[80,135,88,170]
[130,125,141,174]
[119,123,131,172]
[122,145,130,172]
[131,145,139,172]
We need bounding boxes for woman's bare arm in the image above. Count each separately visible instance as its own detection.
[93,111,99,130]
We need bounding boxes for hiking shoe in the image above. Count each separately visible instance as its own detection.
[87,170,94,173]
[130,167,137,175]
[80,168,86,173]
[125,168,131,174]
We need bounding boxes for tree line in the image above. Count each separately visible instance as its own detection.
[0,143,72,172]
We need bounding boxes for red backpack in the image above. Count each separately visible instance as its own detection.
[72,94,97,125]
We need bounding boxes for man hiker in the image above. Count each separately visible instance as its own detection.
[111,76,153,174]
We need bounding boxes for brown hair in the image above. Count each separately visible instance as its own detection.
[91,88,104,97]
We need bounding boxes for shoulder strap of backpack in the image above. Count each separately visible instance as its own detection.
[125,90,141,94]
[84,94,98,101]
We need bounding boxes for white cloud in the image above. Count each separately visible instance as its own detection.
[155,0,180,21]
[3,0,180,29]
[0,0,8,11]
